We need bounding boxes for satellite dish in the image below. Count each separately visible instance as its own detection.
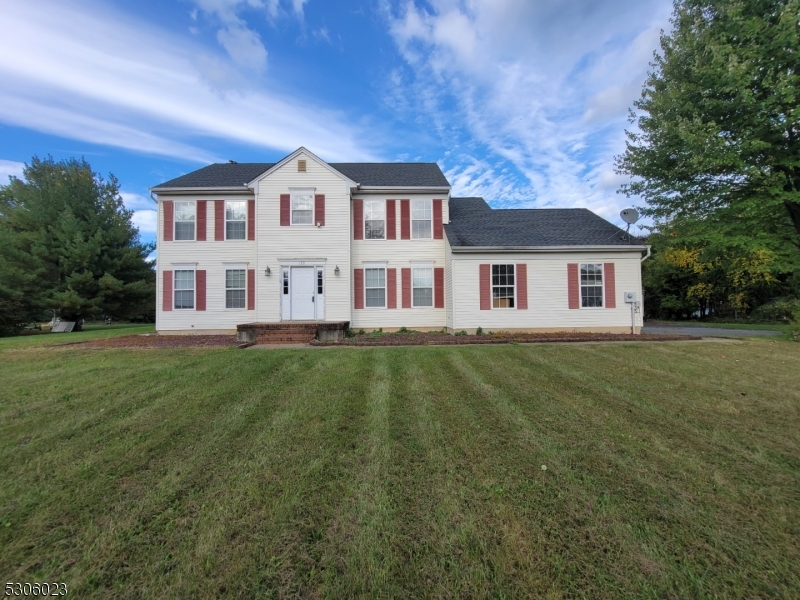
[620,208,640,225]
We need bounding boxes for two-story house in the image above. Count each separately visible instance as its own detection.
[151,147,647,340]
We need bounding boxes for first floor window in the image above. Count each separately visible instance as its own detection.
[365,268,386,308]
[226,269,246,308]
[581,263,603,307]
[282,269,289,295]
[317,269,324,294]
[174,270,195,309]
[412,199,432,239]
[492,264,515,308]
[412,267,433,307]
[226,201,247,239]
[291,192,313,224]
[174,201,195,240]
[365,199,386,239]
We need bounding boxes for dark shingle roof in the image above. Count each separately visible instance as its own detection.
[446,197,642,247]
[153,162,450,189]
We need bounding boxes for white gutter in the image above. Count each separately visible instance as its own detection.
[149,186,251,194]
[641,245,652,263]
[450,244,649,253]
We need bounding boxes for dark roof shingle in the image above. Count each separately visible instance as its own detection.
[153,161,450,189]
[445,197,642,247]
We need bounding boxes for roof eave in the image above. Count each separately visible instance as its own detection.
[449,244,649,253]
[356,185,451,194]
[150,186,252,195]
[246,147,357,188]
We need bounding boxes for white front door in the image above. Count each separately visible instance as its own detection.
[291,267,315,320]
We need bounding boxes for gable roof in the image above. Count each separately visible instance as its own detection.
[445,197,644,248]
[152,161,450,189]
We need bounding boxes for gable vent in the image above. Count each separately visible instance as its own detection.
[297,159,307,172]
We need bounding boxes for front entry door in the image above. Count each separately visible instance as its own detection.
[291,267,315,320]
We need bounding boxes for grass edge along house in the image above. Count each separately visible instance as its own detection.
[151,147,647,340]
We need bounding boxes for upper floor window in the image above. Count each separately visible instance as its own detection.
[412,267,433,307]
[412,199,432,239]
[174,270,195,309]
[364,200,385,240]
[174,201,195,240]
[291,191,313,225]
[581,264,603,307]
[492,264,515,308]
[226,201,247,240]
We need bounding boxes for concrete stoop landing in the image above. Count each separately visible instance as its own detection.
[236,321,349,344]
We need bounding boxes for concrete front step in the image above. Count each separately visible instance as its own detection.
[236,321,349,345]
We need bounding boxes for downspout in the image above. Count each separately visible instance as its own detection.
[636,245,651,334]
[640,245,651,263]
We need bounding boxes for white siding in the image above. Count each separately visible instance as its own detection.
[350,193,448,330]
[445,239,454,330]
[451,251,644,333]
[156,194,256,333]
[255,151,352,323]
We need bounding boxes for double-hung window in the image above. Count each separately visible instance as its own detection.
[174,201,195,240]
[412,267,433,307]
[174,270,195,309]
[226,201,246,240]
[580,264,603,307]
[411,199,432,239]
[226,269,246,308]
[291,191,313,225]
[365,268,386,308]
[364,200,385,239]
[492,264,515,308]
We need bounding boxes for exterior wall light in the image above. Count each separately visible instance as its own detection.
[265,266,271,276]
[334,265,340,276]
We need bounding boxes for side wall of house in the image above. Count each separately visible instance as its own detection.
[450,250,644,333]
[156,193,256,333]
[349,193,449,330]
[255,151,353,323]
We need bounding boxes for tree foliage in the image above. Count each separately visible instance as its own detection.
[617,0,800,318]
[0,157,155,334]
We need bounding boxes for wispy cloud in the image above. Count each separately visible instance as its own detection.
[383,0,671,223]
[121,191,157,236]
[0,159,26,183]
[0,0,378,163]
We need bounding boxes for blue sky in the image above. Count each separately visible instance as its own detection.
[0,0,672,246]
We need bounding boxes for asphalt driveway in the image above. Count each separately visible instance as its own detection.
[642,325,782,337]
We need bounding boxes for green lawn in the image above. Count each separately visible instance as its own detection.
[647,319,791,332]
[1,333,799,598]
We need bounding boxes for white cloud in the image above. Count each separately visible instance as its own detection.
[0,0,377,163]
[384,0,671,224]
[120,191,155,212]
[131,210,158,235]
[0,159,25,182]
[216,25,268,72]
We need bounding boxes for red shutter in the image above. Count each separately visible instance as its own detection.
[400,200,410,239]
[196,201,207,241]
[387,268,397,309]
[163,201,173,242]
[248,200,255,240]
[401,268,411,308]
[353,199,363,240]
[479,264,491,310]
[215,200,224,241]
[434,267,444,308]
[315,194,325,226]
[196,270,206,311]
[433,199,443,239]
[280,194,290,227]
[604,263,616,308]
[354,268,364,309]
[568,263,580,309]
[247,269,255,310]
[516,264,528,309]
[386,200,396,240]
[162,270,173,311]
